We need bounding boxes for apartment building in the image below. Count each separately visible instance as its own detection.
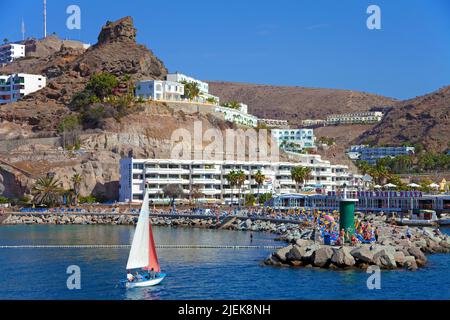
[271,129,316,152]
[258,118,289,129]
[0,73,47,104]
[119,157,362,204]
[326,112,384,125]
[0,43,25,64]
[214,104,258,128]
[347,145,416,165]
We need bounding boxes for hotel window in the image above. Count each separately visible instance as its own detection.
[133,163,143,169]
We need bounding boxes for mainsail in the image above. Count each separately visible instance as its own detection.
[126,190,160,271]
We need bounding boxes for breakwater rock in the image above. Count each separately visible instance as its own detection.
[264,227,450,271]
[2,214,303,238]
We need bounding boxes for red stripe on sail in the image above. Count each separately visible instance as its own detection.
[144,223,160,272]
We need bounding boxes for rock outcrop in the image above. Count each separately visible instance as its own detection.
[264,214,450,271]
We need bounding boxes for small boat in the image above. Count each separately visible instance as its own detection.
[438,215,450,226]
[124,188,166,289]
[395,210,439,227]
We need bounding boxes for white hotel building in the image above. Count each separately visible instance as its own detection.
[0,73,47,104]
[215,103,258,128]
[271,129,316,150]
[326,112,384,125]
[135,80,184,101]
[0,43,25,64]
[135,72,220,105]
[119,157,362,204]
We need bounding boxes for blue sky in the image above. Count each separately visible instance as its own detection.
[1,0,449,99]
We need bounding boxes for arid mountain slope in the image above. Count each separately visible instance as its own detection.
[356,85,450,153]
[209,81,396,125]
[0,16,168,137]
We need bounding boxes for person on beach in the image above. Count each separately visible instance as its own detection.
[375,227,380,242]
[406,227,412,240]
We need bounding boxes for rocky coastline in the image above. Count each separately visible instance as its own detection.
[265,214,450,271]
[2,213,301,238]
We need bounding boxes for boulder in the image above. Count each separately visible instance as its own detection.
[394,251,406,267]
[373,248,397,269]
[404,256,418,271]
[286,245,306,262]
[351,246,374,263]
[413,239,427,249]
[295,239,314,248]
[312,246,333,268]
[274,245,293,263]
[264,254,283,266]
[301,244,321,263]
[407,246,428,267]
[331,247,356,267]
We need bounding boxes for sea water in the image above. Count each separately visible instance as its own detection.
[0,225,448,300]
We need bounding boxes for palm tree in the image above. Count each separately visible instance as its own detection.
[225,170,237,206]
[181,81,201,101]
[254,170,265,201]
[356,160,372,176]
[63,189,76,206]
[32,176,64,207]
[291,167,312,193]
[3,38,8,44]
[190,185,202,207]
[71,174,82,206]
[235,170,246,208]
[373,164,391,185]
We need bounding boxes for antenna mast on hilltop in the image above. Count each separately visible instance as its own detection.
[43,0,47,38]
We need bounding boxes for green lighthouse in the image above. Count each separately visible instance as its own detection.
[339,184,358,241]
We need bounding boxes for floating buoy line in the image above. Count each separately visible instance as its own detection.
[0,244,283,250]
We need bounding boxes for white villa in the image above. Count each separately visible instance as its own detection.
[215,103,258,128]
[0,73,47,104]
[135,72,220,105]
[119,157,363,204]
[135,80,184,101]
[0,43,25,64]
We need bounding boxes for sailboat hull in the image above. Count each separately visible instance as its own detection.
[126,274,166,289]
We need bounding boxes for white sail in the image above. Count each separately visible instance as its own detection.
[126,190,150,270]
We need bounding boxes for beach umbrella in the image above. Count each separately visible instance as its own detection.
[324,215,335,222]
[384,183,397,189]
[429,183,439,189]
[407,183,421,188]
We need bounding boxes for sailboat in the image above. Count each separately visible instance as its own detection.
[125,188,166,288]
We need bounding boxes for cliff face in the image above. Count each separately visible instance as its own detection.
[356,86,450,152]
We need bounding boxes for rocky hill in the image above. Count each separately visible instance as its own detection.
[356,86,450,153]
[209,81,396,125]
[0,16,167,136]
